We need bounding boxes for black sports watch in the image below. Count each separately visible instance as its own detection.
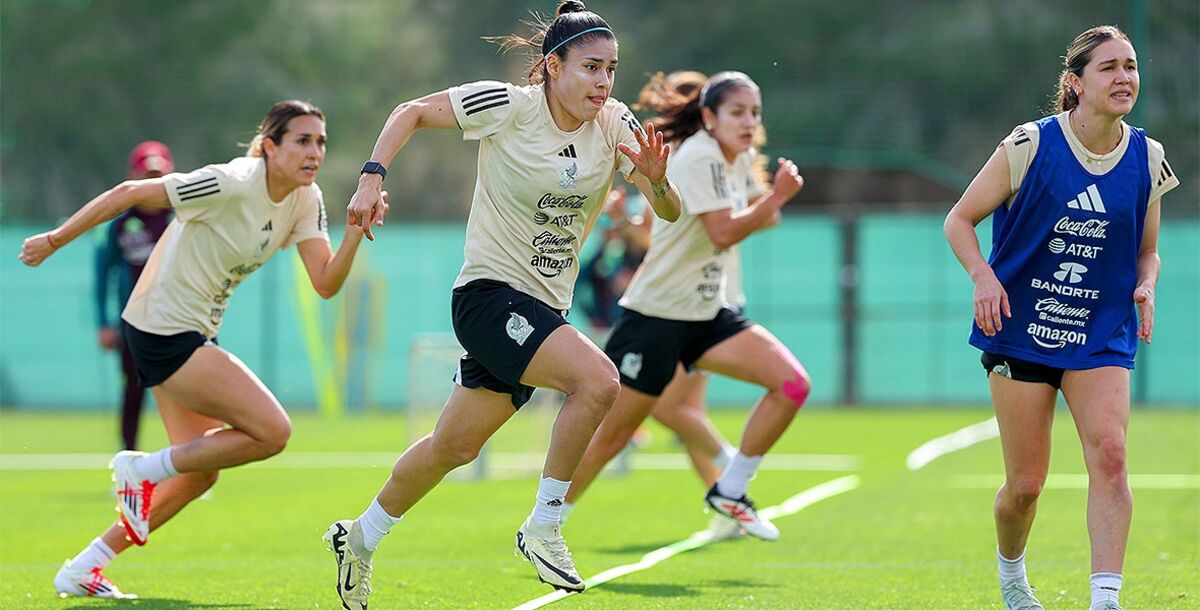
[360,161,387,180]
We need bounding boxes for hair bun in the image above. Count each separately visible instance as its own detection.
[556,0,587,16]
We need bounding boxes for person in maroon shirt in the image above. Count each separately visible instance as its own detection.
[94,141,174,449]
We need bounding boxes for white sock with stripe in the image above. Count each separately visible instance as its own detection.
[531,476,572,525]
[1090,572,1122,608]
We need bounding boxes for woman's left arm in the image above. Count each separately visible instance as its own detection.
[1133,200,1161,343]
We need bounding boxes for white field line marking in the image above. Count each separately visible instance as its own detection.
[952,474,1200,490]
[0,452,860,472]
[905,417,999,471]
[510,475,861,610]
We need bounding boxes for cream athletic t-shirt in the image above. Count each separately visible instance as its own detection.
[621,130,756,321]
[447,80,642,310]
[1001,112,1179,205]
[723,164,766,310]
[123,156,329,338]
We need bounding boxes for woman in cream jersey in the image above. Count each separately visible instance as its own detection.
[324,1,681,604]
[564,71,810,541]
[944,25,1177,610]
[20,100,371,599]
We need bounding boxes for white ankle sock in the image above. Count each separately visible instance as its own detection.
[715,452,762,499]
[357,497,402,552]
[71,537,116,572]
[132,448,178,484]
[1090,572,1122,607]
[997,547,1027,582]
[559,501,576,523]
[712,444,737,472]
[531,476,571,525]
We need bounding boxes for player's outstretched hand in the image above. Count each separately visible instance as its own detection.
[618,122,670,184]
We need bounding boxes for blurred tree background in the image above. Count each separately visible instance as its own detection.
[1,0,1196,222]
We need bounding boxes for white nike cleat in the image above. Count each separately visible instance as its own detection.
[1000,578,1045,610]
[704,484,779,541]
[110,450,154,546]
[515,517,585,592]
[53,559,137,599]
[703,514,746,541]
[1092,602,1123,610]
[323,520,372,610]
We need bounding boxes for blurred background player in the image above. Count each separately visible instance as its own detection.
[94,141,174,451]
[564,70,809,541]
[21,100,372,599]
[944,25,1178,610]
[563,70,771,540]
[324,1,681,605]
[577,184,651,331]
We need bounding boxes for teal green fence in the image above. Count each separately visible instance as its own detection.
[1,215,1196,409]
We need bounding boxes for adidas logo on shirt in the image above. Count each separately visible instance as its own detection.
[261,220,273,232]
[557,144,578,159]
[1065,184,1106,214]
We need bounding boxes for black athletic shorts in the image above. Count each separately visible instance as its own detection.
[981,351,1065,389]
[450,279,569,408]
[124,323,218,387]
[605,306,754,396]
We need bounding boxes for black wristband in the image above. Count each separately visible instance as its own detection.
[360,161,387,180]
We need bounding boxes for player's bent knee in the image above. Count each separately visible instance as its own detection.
[780,371,811,409]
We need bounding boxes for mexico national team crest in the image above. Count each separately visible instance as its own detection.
[506,312,535,346]
[559,160,579,190]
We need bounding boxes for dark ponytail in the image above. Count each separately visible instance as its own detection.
[637,70,759,145]
[485,0,614,86]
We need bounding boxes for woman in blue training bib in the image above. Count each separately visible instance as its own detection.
[944,25,1179,610]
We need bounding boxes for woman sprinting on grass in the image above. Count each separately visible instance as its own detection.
[19,100,371,599]
[562,70,810,541]
[944,26,1178,610]
[323,1,681,605]
[561,71,768,542]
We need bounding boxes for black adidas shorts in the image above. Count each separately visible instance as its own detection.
[980,351,1065,389]
[124,323,218,387]
[605,306,754,397]
[450,279,569,408]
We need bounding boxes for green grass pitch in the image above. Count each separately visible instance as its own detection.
[1,407,1196,609]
